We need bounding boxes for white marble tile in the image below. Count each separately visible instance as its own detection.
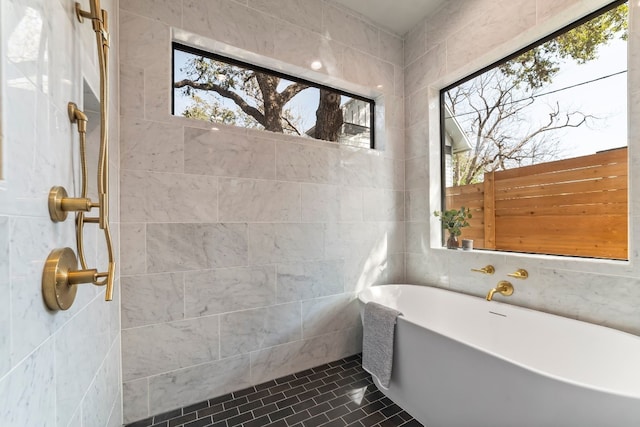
[81,339,121,427]
[184,265,276,317]
[405,19,427,67]
[248,0,322,33]
[120,223,146,275]
[276,141,341,184]
[248,223,324,264]
[300,184,340,222]
[106,393,123,427]
[121,170,218,223]
[122,273,185,328]
[380,125,405,160]
[0,338,55,427]
[147,223,248,272]
[405,155,429,190]
[183,0,275,56]
[425,0,479,51]
[249,327,361,384]
[445,0,536,74]
[406,218,430,255]
[148,355,251,415]
[405,252,450,287]
[0,64,52,217]
[184,127,276,179]
[3,0,49,93]
[406,189,429,222]
[386,252,406,283]
[532,269,640,334]
[120,0,183,26]
[9,217,72,363]
[342,47,394,94]
[323,222,381,259]
[120,117,184,173]
[297,184,363,222]
[302,294,360,338]
[405,86,430,126]
[0,217,9,377]
[55,296,111,427]
[405,120,429,159]
[271,16,338,75]
[322,3,379,57]
[379,30,403,67]
[122,315,219,381]
[276,260,345,303]
[405,43,446,94]
[120,66,144,118]
[119,10,170,70]
[220,302,301,358]
[123,378,149,424]
[362,189,404,221]
[219,178,300,222]
[144,64,173,122]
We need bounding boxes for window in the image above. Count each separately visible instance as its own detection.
[439,1,628,260]
[172,43,375,149]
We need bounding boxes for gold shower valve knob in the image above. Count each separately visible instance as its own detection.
[48,186,95,222]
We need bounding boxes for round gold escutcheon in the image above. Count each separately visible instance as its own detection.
[48,186,69,223]
[42,247,78,311]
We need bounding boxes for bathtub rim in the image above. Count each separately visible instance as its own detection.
[359,283,640,401]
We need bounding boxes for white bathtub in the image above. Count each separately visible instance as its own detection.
[358,284,640,427]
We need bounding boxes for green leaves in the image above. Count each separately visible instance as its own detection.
[498,3,627,91]
[433,207,472,236]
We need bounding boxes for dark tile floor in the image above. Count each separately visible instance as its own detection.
[125,354,423,427]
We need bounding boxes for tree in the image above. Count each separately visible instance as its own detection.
[446,3,628,186]
[174,56,345,141]
[313,89,344,141]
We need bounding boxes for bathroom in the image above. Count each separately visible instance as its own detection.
[1,0,639,426]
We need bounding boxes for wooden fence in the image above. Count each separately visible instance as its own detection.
[446,147,628,259]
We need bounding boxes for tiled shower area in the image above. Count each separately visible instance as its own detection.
[119,0,404,422]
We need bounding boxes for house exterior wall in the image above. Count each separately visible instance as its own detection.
[404,0,640,335]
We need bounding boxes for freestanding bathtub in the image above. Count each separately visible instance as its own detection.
[358,284,640,427]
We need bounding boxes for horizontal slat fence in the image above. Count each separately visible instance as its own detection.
[445,147,627,259]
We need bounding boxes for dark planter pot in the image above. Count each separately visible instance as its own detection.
[446,233,459,249]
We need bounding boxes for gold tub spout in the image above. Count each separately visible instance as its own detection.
[486,280,514,301]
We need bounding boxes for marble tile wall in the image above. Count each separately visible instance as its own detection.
[119,0,405,422]
[404,0,640,335]
[0,0,121,425]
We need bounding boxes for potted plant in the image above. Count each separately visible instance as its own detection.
[434,207,472,249]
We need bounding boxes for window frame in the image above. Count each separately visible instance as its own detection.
[172,42,376,149]
[438,0,628,259]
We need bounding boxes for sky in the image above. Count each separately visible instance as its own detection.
[527,37,627,158]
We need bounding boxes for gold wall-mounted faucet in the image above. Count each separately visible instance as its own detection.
[471,265,495,275]
[486,280,514,301]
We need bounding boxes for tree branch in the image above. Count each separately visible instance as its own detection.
[174,79,266,127]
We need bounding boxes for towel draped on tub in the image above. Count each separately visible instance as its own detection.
[362,301,403,389]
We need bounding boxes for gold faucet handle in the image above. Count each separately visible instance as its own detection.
[507,269,528,279]
[471,265,495,275]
